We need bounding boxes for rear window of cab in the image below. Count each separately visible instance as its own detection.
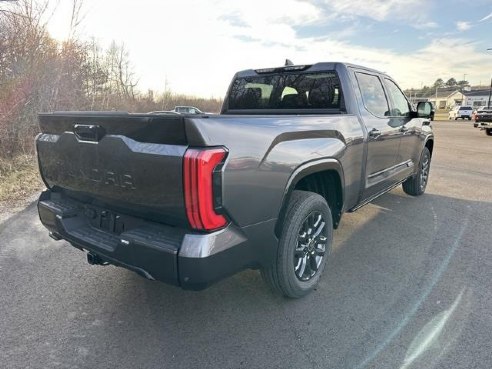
[227,72,342,110]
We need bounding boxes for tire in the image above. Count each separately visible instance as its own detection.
[468,117,471,121]
[454,117,458,121]
[486,129,492,136]
[261,190,333,298]
[402,147,431,196]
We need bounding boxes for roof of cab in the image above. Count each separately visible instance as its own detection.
[235,62,387,78]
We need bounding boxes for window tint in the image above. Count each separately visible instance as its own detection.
[355,73,389,117]
[228,72,342,110]
[384,79,410,117]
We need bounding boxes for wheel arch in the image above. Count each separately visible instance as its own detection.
[275,159,345,237]
[424,137,434,157]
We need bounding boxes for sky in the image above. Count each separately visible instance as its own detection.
[44,0,492,98]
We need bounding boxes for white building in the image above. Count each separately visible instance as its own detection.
[462,89,492,108]
[427,90,464,110]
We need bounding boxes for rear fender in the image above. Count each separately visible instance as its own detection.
[275,159,345,236]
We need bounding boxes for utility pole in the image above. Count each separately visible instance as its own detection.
[488,49,492,108]
[488,77,492,109]
[435,86,438,108]
[462,74,468,105]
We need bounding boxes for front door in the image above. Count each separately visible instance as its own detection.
[383,77,422,178]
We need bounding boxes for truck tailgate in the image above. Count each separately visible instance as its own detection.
[37,112,189,226]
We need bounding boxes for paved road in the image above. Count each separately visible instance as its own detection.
[1,122,491,369]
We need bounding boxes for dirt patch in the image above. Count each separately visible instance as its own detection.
[0,155,44,222]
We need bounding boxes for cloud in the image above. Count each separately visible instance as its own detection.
[216,0,321,44]
[479,12,492,22]
[454,10,492,33]
[317,0,437,29]
[45,0,491,97]
[456,21,471,31]
[414,21,438,30]
[323,0,421,21]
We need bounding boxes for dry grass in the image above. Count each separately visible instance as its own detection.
[0,154,43,203]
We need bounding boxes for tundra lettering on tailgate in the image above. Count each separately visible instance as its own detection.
[67,166,137,190]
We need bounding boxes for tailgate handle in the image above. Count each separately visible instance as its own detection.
[73,124,106,142]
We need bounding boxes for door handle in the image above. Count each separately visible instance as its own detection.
[73,124,106,142]
[368,128,381,138]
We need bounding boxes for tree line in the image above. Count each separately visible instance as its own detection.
[0,0,223,160]
[404,77,471,99]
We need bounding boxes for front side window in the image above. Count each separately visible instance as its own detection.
[355,73,389,117]
[227,72,342,110]
[384,79,410,117]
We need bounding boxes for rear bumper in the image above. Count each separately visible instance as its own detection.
[38,190,275,290]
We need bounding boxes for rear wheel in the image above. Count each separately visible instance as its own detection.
[261,190,333,298]
[402,147,431,196]
[486,129,492,136]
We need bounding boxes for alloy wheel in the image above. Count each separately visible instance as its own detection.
[294,212,327,281]
[420,154,430,191]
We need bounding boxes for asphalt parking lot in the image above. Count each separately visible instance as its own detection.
[1,121,491,369]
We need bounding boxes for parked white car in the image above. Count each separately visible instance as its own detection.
[173,106,204,114]
[448,106,473,120]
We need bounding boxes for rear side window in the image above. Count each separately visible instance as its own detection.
[227,72,342,110]
[355,73,389,117]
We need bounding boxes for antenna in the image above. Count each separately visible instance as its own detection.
[285,59,294,66]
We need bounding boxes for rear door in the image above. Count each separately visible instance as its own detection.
[354,72,401,199]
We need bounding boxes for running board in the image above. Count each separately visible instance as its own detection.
[348,177,410,212]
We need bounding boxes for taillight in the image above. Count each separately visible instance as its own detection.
[183,147,228,231]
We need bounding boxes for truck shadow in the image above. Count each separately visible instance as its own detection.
[67,189,491,368]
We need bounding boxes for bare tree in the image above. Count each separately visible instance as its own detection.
[0,0,221,160]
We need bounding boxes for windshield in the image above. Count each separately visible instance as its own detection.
[227,71,342,111]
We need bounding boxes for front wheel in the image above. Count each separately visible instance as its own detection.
[261,190,333,298]
[486,129,492,136]
[402,147,431,196]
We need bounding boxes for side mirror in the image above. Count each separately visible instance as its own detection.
[416,102,432,118]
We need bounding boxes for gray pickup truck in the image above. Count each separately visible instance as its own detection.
[36,62,434,298]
